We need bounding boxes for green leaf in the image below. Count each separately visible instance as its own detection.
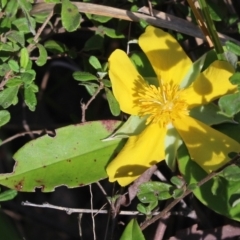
[8,60,20,72]
[0,189,17,201]
[102,79,111,87]
[79,82,98,96]
[104,115,147,140]
[36,44,48,66]
[229,72,240,85]
[20,47,29,69]
[73,71,98,81]
[164,125,182,171]
[0,121,124,192]
[178,143,240,222]
[6,31,25,47]
[120,219,145,240]
[105,88,120,116]
[137,182,172,203]
[24,86,37,111]
[226,41,240,56]
[219,92,240,117]
[180,51,209,89]
[21,70,36,84]
[89,56,102,71]
[219,165,240,181]
[0,110,10,127]
[170,176,185,188]
[86,14,111,23]
[130,52,156,78]
[100,26,125,38]
[12,17,36,34]
[190,103,233,125]
[61,0,81,32]
[84,34,104,51]
[4,0,18,18]
[5,78,22,87]
[0,63,10,76]
[44,40,67,54]
[172,188,185,199]
[0,86,19,108]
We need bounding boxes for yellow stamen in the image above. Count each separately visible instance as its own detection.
[135,80,189,127]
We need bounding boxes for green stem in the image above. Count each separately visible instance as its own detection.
[198,0,225,60]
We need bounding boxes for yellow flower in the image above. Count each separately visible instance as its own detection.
[106,26,239,186]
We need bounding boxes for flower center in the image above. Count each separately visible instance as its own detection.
[135,80,189,127]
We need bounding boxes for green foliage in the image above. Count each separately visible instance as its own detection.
[120,219,145,240]
[0,121,124,192]
[61,0,81,32]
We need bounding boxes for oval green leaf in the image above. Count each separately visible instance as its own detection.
[0,121,124,192]
[120,219,145,240]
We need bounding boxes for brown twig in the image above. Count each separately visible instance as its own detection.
[1,130,53,146]
[27,9,54,52]
[81,81,104,123]
[32,2,240,45]
[140,153,240,230]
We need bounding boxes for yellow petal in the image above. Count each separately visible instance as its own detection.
[183,60,236,108]
[138,26,192,86]
[174,115,240,172]
[109,49,145,115]
[106,123,166,186]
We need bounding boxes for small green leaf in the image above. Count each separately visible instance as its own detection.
[102,79,111,87]
[24,85,37,111]
[20,48,29,69]
[130,51,156,78]
[86,14,111,23]
[137,203,148,215]
[172,188,185,199]
[36,44,48,66]
[12,17,36,34]
[0,63,10,76]
[0,110,10,127]
[232,197,240,207]
[219,92,240,117]
[229,72,240,85]
[8,60,20,72]
[61,0,81,32]
[6,78,22,87]
[120,219,145,240]
[79,82,98,96]
[190,103,233,125]
[105,88,120,116]
[0,189,17,201]
[104,115,147,140]
[187,183,198,191]
[6,31,25,47]
[219,165,240,181]
[44,40,67,54]
[164,125,182,171]
[0,86,19,108]
[21,70,36,84]
[89,56,102,71]
[137,182,172,203]
[226,41,240,56]
[73,71,98,81]
[84,34,104,51]
[170,176,185,188]
[100,26,125,38]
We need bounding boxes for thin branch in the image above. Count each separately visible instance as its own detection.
[21,201,196,217]
[1,130,54,146]
[89,185,96,240]
[140,153,240,230]
[32,2,240,45]
[81,81,104,123]
[27,9,54,52]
